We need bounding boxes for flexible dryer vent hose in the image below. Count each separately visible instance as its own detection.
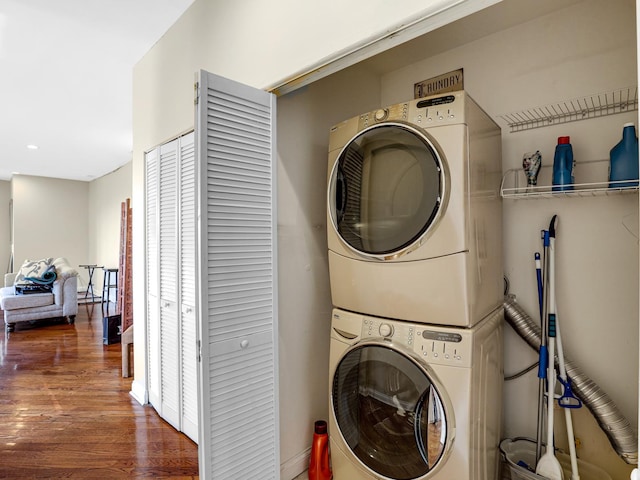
[503,295,638,465]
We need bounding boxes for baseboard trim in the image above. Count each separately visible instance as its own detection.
[281,447,310,480]
[129,379,147,406]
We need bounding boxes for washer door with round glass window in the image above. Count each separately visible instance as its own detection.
[331,340,455,480]
[328,123,447,260]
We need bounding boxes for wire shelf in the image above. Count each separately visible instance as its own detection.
[499,86,638,133]
[500,166,639,199]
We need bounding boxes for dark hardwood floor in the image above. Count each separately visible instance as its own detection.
[0,302,199,479]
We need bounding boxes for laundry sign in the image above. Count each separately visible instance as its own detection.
[414,68,464,98]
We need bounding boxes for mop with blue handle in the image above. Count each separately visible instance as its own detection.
[535,234,549,465]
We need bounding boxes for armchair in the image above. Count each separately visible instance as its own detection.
[0,257,79,332]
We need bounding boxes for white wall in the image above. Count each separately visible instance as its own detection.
[88,162,132,293]
[0,180,10,276]
[11,175,89,274]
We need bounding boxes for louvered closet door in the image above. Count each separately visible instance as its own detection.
[145,148,161,408]
[196,71,279,479]
[178,132,198,442]
[158,139,180,429]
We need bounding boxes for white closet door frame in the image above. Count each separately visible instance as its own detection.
[196,70,279,480]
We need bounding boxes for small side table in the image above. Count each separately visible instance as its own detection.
[102,267,119,312]
[79,264,102,303]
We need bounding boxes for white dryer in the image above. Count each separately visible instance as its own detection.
[328,307,503,480]
[327,91,502,327]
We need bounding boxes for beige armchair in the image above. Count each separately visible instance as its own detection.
[0,257,78,332]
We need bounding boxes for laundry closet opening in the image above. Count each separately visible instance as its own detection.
[275,0,638,478]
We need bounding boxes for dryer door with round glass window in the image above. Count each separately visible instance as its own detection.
[329,123,446,259]
[332,342,453,480]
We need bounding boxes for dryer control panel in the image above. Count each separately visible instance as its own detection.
[357,91,466,130]
[361,316,473,368]
[358,103,409,129]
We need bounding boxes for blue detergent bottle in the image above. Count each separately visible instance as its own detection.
[609,123,639,188]
[552,136,574,191]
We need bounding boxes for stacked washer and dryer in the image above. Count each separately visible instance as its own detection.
[325,91,505,480]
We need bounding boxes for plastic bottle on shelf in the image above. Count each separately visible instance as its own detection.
[308,420,332,480]
[552,136,575,192]
[608,122,639,188]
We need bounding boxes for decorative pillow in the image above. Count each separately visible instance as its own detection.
[15,258,55,284]
[52,257,78,279]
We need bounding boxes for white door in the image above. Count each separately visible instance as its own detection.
[145,147,161,408]
[196,70,279,479]
[178,132,199,442]
[146,132,199,440]
[158,139,180,429]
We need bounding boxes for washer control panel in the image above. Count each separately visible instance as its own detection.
[362,316,472,368]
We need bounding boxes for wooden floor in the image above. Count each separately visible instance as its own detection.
[0,302,199,479]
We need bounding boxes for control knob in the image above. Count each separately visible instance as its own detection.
[374,109,388,121]
[379,323,394,337]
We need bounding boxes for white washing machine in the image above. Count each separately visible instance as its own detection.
[328,307,503,480]
[327,91,502,327]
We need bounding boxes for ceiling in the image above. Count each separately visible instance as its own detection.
[0,0,195,182]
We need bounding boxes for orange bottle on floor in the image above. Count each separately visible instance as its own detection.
[308,420,332,480]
